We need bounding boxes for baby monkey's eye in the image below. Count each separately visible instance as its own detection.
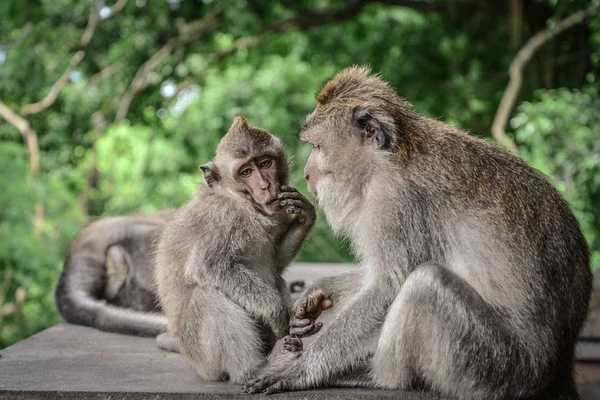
[240,168,253,177]
[259,159,272,168]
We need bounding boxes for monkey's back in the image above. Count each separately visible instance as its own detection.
[56,212,173,336]
[402,121,591,347]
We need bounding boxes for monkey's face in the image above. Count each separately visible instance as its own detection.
[208,116,290,214]
[300,108,381,193]
[234,155,284,214]
[300,109,380,233]
[299,113,345,197]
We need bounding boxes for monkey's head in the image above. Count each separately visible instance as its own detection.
[201,116,289,214]
[299,66,420,232]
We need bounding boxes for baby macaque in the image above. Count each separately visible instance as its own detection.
[154,116,315,383]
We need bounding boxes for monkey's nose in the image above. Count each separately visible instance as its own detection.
[304,173,310,181]
[260,181,270,190]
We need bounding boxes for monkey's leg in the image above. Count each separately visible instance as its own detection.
[329,364,374,388]
[371,263,560,400]
[104,245,130,300]
[179,287,267,384]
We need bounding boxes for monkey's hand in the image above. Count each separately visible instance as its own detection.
[289,291,332,338]
[278,186,316,227]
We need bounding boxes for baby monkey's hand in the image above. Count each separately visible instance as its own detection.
[278,186,316,226]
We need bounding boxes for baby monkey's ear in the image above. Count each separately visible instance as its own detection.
[200,162,221,188]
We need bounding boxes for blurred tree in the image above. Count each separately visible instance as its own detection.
[0,0,598,347]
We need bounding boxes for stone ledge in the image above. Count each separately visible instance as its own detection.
[1,264,599,400]
[0,324,442,400]
[2,323,600,400]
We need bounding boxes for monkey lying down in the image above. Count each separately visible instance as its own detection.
[55,210,175,337]
[154,116,316,383]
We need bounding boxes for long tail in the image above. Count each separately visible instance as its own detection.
[55,256,167,337]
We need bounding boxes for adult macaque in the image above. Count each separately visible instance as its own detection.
[245,67,592,399]
[55,210,174,337]
[154,116,316,383]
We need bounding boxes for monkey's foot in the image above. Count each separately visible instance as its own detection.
[282,335,303,352]
[243,366,309,395]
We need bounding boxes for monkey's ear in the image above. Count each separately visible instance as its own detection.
[353,108,392,150]
[199,162,221,188]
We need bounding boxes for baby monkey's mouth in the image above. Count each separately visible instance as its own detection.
[258,195,278,206]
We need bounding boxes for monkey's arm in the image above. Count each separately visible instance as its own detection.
[198,263,290,338]
[245,285,391,393]
[276,221,313,268]
[276,275,293,310]
[275,186,316,269]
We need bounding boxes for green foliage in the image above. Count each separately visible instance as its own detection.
[513,84,600,270]
[0,0,599,347]
[0,144,81,347]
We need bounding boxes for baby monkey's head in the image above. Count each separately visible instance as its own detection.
[201,116,289,214]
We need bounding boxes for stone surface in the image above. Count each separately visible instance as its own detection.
[577,341,600,361]
[1,263,599,399]
[0,324,442,399]
[580,272,600,339]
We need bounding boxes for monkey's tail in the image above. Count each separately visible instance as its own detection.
[55,258,167,337]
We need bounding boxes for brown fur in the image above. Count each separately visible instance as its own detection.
[245,66,592,400]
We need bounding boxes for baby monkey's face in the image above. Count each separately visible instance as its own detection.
[235,154,284,214]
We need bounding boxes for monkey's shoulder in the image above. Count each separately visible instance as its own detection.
[159,191,277,261]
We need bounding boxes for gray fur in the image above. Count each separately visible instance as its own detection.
[154,117,315,383]
[244,66,592,399]
[55,210,174,337]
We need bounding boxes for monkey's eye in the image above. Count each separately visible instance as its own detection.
[240,168,252,177]
[259,159,272,169]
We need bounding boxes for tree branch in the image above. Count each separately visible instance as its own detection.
[114,8,224,123]
[375,0,505,13]
[491,5,599,152]
[114,1,370,123]
[112,0,507,124]
[0,100,43,234]
[0,100,39,173]
[114,40,177,124]
[21,0,127,116]
[89,60,125,87]
[80,1,101,48]
[21,50,86,116]
[212,1,374,62]
[108,0,128,18]
[0,0,128,234]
